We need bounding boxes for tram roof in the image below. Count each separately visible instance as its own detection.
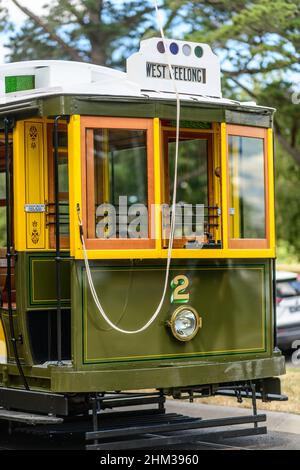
[0,56,275,125]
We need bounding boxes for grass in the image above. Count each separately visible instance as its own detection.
[198,366,300,414]
[277,264,300,274]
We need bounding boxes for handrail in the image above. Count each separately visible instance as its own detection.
[4,117,29,390]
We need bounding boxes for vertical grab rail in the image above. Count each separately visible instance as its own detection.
[272,258,277,349]
[54,116,63,364]
[4,117,29,389]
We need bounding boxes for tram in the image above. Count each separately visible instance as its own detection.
[0,38,285,446]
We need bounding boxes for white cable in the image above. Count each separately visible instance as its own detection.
[80,0,181,334]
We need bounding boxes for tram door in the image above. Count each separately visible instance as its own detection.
[163,128,219,248]
[0,133,13,363]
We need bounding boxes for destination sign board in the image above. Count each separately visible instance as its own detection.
[127,38,221,98]
[146,63,206,83]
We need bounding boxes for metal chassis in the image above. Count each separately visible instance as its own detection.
[85,383,267,450]
[0,387,68,416]
[0,382,287,449]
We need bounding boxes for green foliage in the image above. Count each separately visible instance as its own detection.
[276,239,300,265]
[1,0,159,67]
[275,139,300,255]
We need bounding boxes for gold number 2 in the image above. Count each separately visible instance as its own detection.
[171,275,190,304]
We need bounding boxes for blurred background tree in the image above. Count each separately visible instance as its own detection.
[0,0,299,259]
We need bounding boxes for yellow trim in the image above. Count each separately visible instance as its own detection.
[77,248,275,260]
[162,126,215,134]
[84,345,267,362]
[153,118,162,253]
[103,129,110,202]
[212,123,221,242]
[226,126,274,250]
[12,118,275,260]
[220,123,228,249]
[43,120,50,250]
[24,121,46,249]
[268,128,276,251]
[230,136,241,238]
[14,117,69,251]
[0,320,6,362]
[73,119,274,261]
[18,117,68,125]
[13,121,26,251]
[68,115,83,257]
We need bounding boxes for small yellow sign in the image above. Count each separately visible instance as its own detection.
[0,322,6,363]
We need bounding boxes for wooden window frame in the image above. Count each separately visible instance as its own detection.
[227,125,269,249]
[81,116,155,250]
[47,123,70,249]
[162,130,215,248]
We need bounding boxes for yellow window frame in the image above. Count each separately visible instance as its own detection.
[68,116,275,260]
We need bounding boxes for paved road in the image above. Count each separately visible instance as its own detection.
[164,401,300,450]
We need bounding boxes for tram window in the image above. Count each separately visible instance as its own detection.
[94,128,147,208]
[92,129,147,238]
[82,117,155,249]
[163,131,218,249]
[228,126,268,248]
[47,124,69,249]
[168,138,208,206]
[0,171,6,247]
[0,136,12,249]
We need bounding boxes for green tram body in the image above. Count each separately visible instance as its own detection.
[0,44,284,417]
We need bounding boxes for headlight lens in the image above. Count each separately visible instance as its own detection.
[169,307,201,342]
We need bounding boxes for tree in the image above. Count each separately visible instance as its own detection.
[0,0,161,66]
[1,1,299,163]
[182,0,300,165]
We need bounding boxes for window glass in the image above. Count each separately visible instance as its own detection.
[48,126,69,247]
[0,171,6,247]
[58,151,69,236]
[0,137,10,248]
[92,128,148,239]
[164,135,218,248]
[291,281,300,294]
[229,136,265,239]
[168,138,208,206]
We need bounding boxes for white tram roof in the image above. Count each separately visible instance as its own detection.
[0,38,274,113]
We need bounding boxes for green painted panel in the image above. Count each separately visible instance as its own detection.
[225,109,273,128]
[0,309,26,362]
[76,260,270,366]
[35,95,274,128]
[29,255,71,306]
[154,102,224,122]
[49,355,284,393]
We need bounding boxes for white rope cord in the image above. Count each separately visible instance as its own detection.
[79,0,181,334]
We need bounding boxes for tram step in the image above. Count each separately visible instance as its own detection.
[0,408,63,425]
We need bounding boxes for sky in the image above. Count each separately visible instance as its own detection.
[0,0,158,62]
[0,0,59,62]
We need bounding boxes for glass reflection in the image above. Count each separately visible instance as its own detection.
[229,136,265,239]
